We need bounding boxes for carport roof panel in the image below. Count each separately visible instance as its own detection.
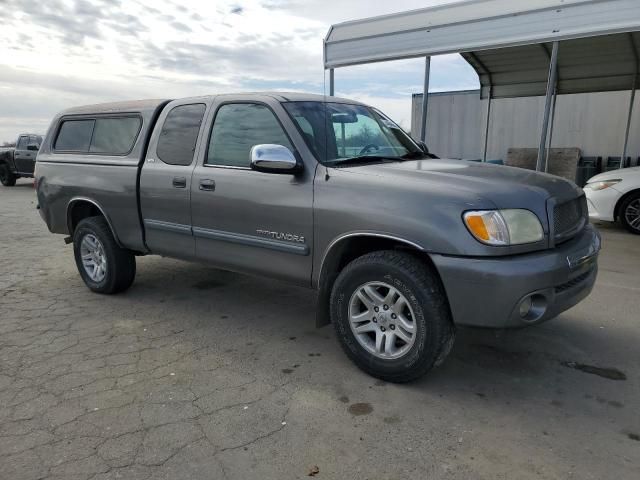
[463,32,640,98]
[324,0,640,69]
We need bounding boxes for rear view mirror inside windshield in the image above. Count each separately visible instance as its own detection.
[331,112,358,124]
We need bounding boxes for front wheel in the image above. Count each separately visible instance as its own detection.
[0,164,16,186]
[620,192,640,234]
[330,250,455,383]
[73,217,136,294]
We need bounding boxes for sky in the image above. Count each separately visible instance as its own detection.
[0,0,479,143]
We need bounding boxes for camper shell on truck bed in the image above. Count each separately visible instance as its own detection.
[37,99,170,251]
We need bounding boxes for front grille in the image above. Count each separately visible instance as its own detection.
[554,196,587,243]
[555,270,592,294]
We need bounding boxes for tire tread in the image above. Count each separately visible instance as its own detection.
[73,216,136,294]
[0,164,17,187]
[330,250,454,383]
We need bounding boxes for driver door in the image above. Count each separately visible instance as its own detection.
[190,97,314,286]
[14,135,36,174]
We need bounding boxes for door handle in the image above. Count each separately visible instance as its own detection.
[199,179,216,191]
[172,176,187,188]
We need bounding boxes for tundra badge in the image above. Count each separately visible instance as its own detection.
[256,230,306,243]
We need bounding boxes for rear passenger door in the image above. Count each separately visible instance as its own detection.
[140,100,208,260]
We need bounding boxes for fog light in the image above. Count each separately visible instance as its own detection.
[519,297,533,318]
[517,294,548,323]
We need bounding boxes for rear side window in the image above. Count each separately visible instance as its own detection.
[90,117,141,154]
[206,103,292,168]
[54,117,141,154]
[55,120,94,151]
[157,104,206,166]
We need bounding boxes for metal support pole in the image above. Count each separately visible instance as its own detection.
[544,86,558,173]
[621,71,637,167]
[420,56,431,142]
[537,41,559,172]
[482,87,492,162]
[329,69,335,97]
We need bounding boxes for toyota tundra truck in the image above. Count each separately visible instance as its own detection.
[35,93,601,382]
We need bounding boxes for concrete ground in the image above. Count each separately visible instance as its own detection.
[1,179,638,480]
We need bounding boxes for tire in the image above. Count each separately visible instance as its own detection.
[73,216,136,294]
[330,250,455,383]
[0,164,17,186]
[619,192,640,235]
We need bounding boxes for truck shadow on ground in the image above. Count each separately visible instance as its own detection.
[129,258,635,400]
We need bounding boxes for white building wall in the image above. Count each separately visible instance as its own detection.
[412,90,640,162]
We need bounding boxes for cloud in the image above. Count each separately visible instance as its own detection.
[171,21,193,32]
[0,0,476,142]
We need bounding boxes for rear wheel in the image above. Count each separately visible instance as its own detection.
[0,164,16,186]
[619,192,640,235]
[73,217,136,293]
[330,250,455,383]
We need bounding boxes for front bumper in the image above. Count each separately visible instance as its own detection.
[585,186,621,222]
[431,225,601,328]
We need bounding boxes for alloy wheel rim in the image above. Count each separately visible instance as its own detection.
[625,199,640,231]
[80,234,107,282]
[348,281,417,360]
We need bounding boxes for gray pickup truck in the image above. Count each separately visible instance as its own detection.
[0,133,43,186]
[35,93,601,382]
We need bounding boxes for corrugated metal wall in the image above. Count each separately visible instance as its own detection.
[411,90,640,162]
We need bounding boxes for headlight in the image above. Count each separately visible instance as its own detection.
[463,209,544,246]
[584,179,621,191]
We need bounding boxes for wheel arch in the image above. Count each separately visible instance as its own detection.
[613,188,640,221]
[67,197,123,247]
[315,233,440,327]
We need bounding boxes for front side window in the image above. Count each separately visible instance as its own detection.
[206,103,293,168]
[283,102,422,165]
[157,104,206,166]
[16,136,29,150]
[90,117,141,154]
[55,120,95,152]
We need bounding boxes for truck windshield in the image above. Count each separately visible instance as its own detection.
[283,101,425,165]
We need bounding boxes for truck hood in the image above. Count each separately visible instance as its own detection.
[337,159,582,209]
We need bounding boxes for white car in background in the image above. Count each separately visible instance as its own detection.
[584,167,640,234]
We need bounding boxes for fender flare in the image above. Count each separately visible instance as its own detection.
[316,231,426,288]
[66,197,123,247]
[314,232,427,328]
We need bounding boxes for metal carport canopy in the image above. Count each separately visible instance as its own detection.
[324,0,640,168]
[324,0,640,74]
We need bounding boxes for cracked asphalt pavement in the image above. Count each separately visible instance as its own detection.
[1,180,639,479]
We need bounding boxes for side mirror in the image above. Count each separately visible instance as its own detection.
[250,144,299,173]
[27,143,40,151]
[417,141,429,154]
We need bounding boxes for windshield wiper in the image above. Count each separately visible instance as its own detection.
[329,155,405,166]
[400,151,427,159]
[401,151,439,160]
